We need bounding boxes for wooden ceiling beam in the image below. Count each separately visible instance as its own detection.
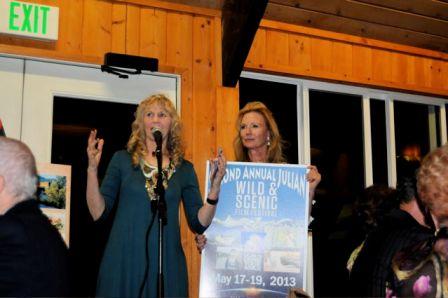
[269,0,448,38]
[152,0,224,10]
[271,0,448,21]
[352,0,448,21]
[222,0,268,87]
[264,2,448,52]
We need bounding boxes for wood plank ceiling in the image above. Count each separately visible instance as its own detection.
[162,0,448,53]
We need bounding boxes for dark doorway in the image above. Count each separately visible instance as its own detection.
[52,97,137,296]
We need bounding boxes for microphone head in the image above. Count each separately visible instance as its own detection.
[151,127,163,143]
[151,127,161,134]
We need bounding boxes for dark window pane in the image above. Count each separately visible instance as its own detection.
[52,97,137,296]
[370,99,388,185]
[434,106,441,147]
[309,90,364,200]
[394,101,440,183]
[309,90,363,297]
[239,77,298,164]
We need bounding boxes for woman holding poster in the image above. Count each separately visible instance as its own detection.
[86,94,226,298]
[195,101,321,250]
[197,102,321,297]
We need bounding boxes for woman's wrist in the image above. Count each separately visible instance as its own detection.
[207,188,220,200]
[87,166,98,173]
[206,197,219,205]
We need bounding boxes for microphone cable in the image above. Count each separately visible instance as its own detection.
[138,211,157,298]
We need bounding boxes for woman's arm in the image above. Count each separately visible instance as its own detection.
[86,130,105,221]
[197,152,227,227]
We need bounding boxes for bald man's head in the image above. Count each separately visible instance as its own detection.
[0,137,37,204]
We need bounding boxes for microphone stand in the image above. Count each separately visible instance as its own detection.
[155,141,167,298]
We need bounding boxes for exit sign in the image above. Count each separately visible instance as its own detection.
[0,0,59,41]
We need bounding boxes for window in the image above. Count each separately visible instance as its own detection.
[242,71,447,188]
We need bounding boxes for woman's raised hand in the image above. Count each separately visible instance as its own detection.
[210,149,227,185]
[307,165,321,198]
[207,149,227,201]
[87,130,104,171]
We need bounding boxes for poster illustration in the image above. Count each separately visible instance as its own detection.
[200,162,309,297]
[37,163,71,246]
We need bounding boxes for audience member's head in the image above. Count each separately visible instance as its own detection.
[396,158,421,204]
[354,184,398,231]
[417,144,448,228]
[0,137,37,213]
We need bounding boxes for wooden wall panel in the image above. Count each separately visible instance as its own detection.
[352,45,372,81]
[166,12,193,68]
[246,29,266,67]
[140,8,167,63]
[58,0,84,56]
[246,20,448,97]
[111,3,127,53]
[442,63,448,91]
[216,86,239,161]
[166,11,194,157]
[310,38,332,74]
[332,42,352,78]
[390,52,407,84]
[372,49,393,83]
[81,1,112,57]
[192,15,216,172]
[288,34,311,72]
[125,5,141,55]
[430,60,444,90]
[415,57,432,88]
[266,30,289,66]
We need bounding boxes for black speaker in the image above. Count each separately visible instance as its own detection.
[104,52,158,72]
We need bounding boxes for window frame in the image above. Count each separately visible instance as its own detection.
[241,71,448,188]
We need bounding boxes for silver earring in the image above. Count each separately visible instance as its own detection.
[267,136,271,147]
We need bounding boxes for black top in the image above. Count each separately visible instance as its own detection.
[0,199,69,296]
[349,208,433,297]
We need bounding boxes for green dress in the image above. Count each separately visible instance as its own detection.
[96,150,207,297]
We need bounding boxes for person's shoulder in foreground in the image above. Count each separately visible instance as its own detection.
[0,137,69,297]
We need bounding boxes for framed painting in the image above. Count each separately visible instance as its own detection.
[37,162,71,246]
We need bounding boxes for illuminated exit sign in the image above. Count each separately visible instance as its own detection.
[0,0,59,41]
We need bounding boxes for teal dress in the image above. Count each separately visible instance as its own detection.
[96,150,207,298]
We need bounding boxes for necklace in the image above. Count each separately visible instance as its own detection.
[140,158,175,201]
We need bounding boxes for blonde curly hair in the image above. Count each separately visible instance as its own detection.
[127,94,184,167]
[417,144,448,227]
[234,101,285,163]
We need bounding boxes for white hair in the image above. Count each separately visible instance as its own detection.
[0,137,37,202]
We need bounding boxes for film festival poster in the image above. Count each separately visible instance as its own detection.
[200,162,310,297]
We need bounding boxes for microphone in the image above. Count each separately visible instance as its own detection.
[151,127,163,149]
